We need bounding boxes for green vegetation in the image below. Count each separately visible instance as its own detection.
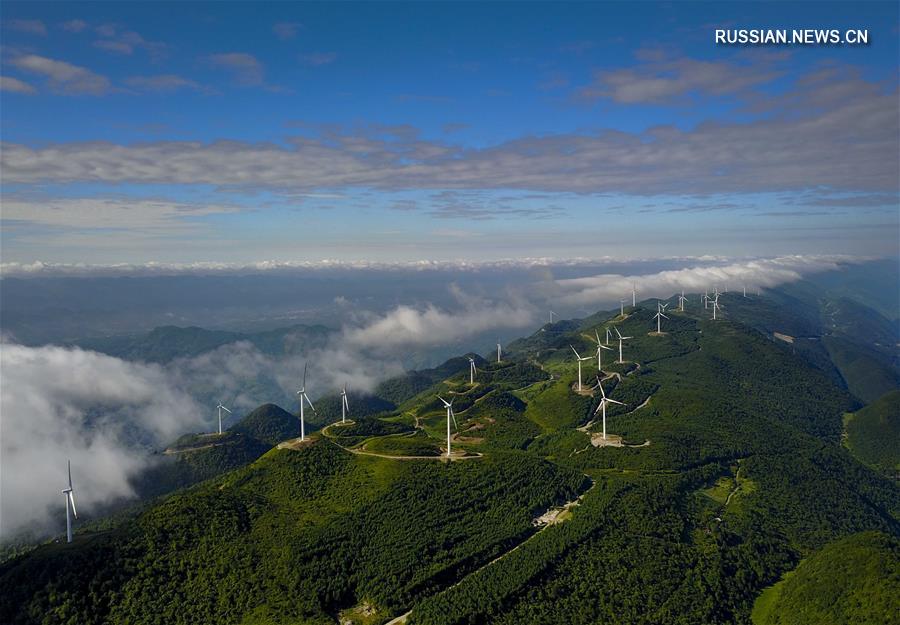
[3,297,898,624]
[752,531,900,625]
[824,336,900,404]
[844,390,900,475]
[0,445,588,624]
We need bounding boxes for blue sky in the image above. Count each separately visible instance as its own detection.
[1,1,898,265]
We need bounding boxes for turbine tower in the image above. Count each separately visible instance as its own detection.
[437,396,458,458]
[61,460,77,544]
[615,327,632,364]
[496,342,502,363]
[619,299,625,317]
[712,295,722,320]
[468,357,477,384]
[340,384,350,424]
[593,377,626,440]
[653,305,669,334]
[593,330,613,371]
[570,345,592,391]
[743,284,747,297]
[216,402,231,435]
[678,290,688,312]
[296,362,317,441]
[632,282,636,307]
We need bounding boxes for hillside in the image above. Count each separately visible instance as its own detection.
[751,531,900,625]
[75,323,335,363]
[2,296,898,625]
[843,390,900,476]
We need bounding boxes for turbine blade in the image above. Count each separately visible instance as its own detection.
[451,408,459,430]
[303,362,308,388]
[608,399,626,406]
[304,394,316,412]
[67,459,72,490]
[222,406,232,413]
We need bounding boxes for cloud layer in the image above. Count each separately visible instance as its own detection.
[0,344,203,539]
[2,66,895,194]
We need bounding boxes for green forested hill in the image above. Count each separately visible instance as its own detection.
[843,390,900,475]
[2,297,898,625]
[752,531,900,625]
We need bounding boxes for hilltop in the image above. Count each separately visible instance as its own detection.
[2,294,898,625]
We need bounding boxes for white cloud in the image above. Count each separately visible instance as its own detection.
[9,19,47,36]
[0,344,203,539]
[1,64,893,194]
[206,53,264,86]
[299,52,337,66]
[273,22,302,40]
[1,196,239,230]
[343,292,535,350]
[0,76,36,94]
[8,54,110,95]
[552,255,865,306]
[61,19,88,33]
[124,74,208,94]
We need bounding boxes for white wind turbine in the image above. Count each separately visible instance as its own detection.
[216,402,231,435]
[712,294,722,320]
[605,327,612,345]
[437,396,458,458]
[549,310,556,324]
[632,282,637,307]
[678,290,688,312]
[570,345,592,391]
[742,284,747,297]
[61,460,77,544]
[619,299,625,317]
[653,304,669,334]
[468,357,477,384]
[703,288,710,309]
[593,330,613,371]
[615,327,632,364]
[296,362,317,441]
[496,341,502,363]
[340,384,350,424]
[593,377,626,441]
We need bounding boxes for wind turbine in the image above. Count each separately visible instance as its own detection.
[340,384,350,424]
[61,460,77,544]
[468,357,477,384]
[605,327,612,345]
[653,305,669,334]
[593,330,613,371]
[296,362,317,441]
[496,341,502,363]
[742,284,747,297]
[615,327,632,364]
[570,345,592,391]
[632,282,637,307]
[619,299,625,317]
[678,290,688,312]
[593,377,626,440]
[712,295,722,320]
[549,310,556,324]
[703,288,710,309]
[437,396,458,458]
[216,402,231,435]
